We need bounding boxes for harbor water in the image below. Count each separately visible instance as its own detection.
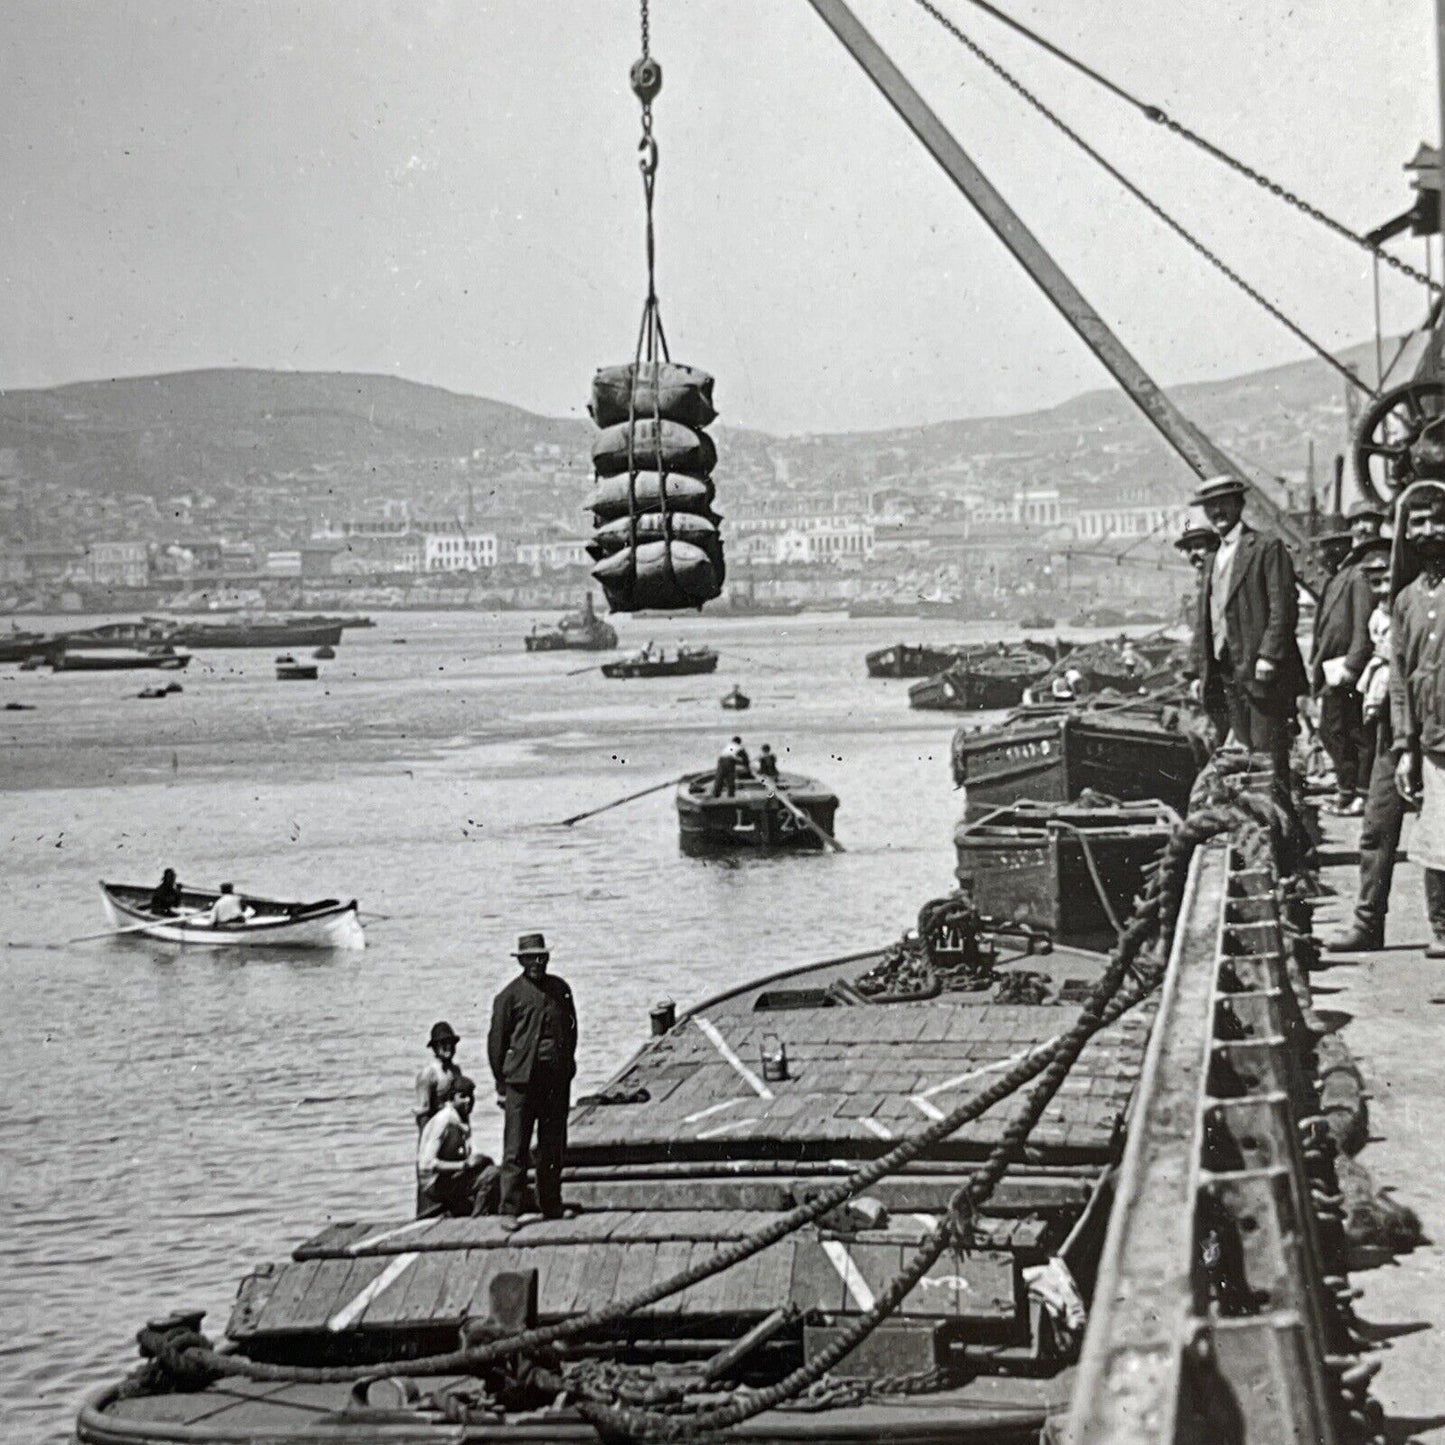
[0,608,1122,1441]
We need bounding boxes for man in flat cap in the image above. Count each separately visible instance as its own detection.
[1309,530,1374,814]
[415,1020,463,1131]
[488,931,579,1221]
[1191,475,1308,775]
[1346,501,1386,552]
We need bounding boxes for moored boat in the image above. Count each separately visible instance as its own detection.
[98,881,365,948]
[720,684,751,709]
[908,648,1051,712]
[52,647,191,672]
[601,644,719,678]
[275,653,319,680]
[950,696,1211,821]
[169,619,343,649]
[676,767,839,852]
[0,626,51,663]
[54,619,178,650]
[77,895,1136,1445]
[523,594,619,652]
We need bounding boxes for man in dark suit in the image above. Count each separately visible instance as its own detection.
[488,931,579,1222]
[1192,475,1309,776]
[1309,530,1373,814]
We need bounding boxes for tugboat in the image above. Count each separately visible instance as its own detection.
[675,766,839,853]
[523,595,619,653]
[600,643,719,679]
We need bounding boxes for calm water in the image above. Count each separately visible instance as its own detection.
[0,608,1119,1440]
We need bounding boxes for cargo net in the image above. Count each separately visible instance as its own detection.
[583,26,724,614]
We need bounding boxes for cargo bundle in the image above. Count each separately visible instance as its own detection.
[582,41,725,612]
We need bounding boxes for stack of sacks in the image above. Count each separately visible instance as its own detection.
[585,361,725,611]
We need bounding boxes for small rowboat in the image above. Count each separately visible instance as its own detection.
[98,881,366,949]
[275,653,319,680]
[675,769,839,854]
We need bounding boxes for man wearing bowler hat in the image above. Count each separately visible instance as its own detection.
[1191,474,1308,776]
[488,931,579,1221]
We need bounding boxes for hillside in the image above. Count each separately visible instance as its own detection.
[0,342,1387,543]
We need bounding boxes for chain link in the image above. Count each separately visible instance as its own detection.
[948,0,1440,294]
[639,0,649,62]
[913,0,1377,399]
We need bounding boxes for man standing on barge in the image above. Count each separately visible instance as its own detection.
[488,931,579,1221]
[1191,475,1308,776]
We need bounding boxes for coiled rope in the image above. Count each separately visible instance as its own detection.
[140,795,1275,1427]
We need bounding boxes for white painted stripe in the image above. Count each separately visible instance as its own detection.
[909,1096,946,1121]
[822,1240,877,1312]
[693,1016,774,1100]
[327,1252,418,1331]
[859,1116,893,1140]
[346,1218,436,1255]
[918,1039,1056,1100]
[698,1117,758,1140]
[683,1098,747,1125]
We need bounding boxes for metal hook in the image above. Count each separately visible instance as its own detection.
[638,135,658,179]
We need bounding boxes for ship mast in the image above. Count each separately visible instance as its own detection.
[805,0,1324,593]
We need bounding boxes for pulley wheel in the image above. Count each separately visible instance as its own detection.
[1352,379,1445,506]
[630,57,662,103]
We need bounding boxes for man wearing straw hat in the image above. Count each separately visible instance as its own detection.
[1191,474,1308,776]
[488,931,579,1221]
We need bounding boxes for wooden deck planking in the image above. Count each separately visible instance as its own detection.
[391,1246,455,1324]
[248,1258,330,1336]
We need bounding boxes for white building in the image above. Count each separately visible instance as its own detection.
[424,532,498,571]
[515,534,590,570]
[732,513,875,564]
[1073,500,1191,541]
[85,540,150,587]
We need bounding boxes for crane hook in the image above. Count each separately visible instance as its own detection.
[638,135,658,179]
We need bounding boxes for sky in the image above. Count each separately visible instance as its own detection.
[0,0,1436,433]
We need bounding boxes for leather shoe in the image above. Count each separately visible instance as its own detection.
[1326,928,1384,953]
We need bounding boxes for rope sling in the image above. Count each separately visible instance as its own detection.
[585,0,725,613]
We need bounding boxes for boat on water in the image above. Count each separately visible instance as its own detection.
[165,618,344,649]
[53,619,178,650]
[52,647,191,673]
[601,644,719,679]
[288,613,375,629]
[312,644,337,659]
[867,640,1053,681]
[950,695,1211,821]
[676,768,839,853]
[720,684,751,710]
[275,653,319,681]
[98,881,366,949]
[523,595,619,652]
[0,626,51,663]
[78,897,1131,1445]
[908,648,1052,712]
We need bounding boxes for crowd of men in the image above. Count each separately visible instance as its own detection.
[1178,471,1445,957]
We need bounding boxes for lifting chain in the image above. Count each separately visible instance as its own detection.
[912,0,1380,398]
[946,0,1441,295]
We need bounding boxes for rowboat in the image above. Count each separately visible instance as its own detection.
[601,645,719,678]
[275,653,319,680]
[98,882,366,949]
[675,768,839,853]
[52,647,191,672]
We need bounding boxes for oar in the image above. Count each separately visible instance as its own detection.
[64,907,210,946]
[565,663,601,677]
[756,776,846,853]
[552,777,679,827]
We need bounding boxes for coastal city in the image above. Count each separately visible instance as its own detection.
[3,4,1444,1445]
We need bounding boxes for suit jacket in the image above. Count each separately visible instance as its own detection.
[1308,563,1372,689]
[488,973,578,1087]
[1193,524,1309,712]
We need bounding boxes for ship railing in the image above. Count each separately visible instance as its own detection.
[1065,815,1342,1443]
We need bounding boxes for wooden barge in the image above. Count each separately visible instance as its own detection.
[602,646,719,679]
[908,652,1052,712]
[676,770,840,854]
[78,931,1147,1444]
[950,699,1210,822]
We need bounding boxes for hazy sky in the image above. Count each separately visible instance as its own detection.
[0,1,1435,432]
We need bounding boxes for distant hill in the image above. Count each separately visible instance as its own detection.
[0,342,1390,540]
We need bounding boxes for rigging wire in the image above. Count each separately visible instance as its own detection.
[943,0,1442,295]
[911,0,1378,399]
